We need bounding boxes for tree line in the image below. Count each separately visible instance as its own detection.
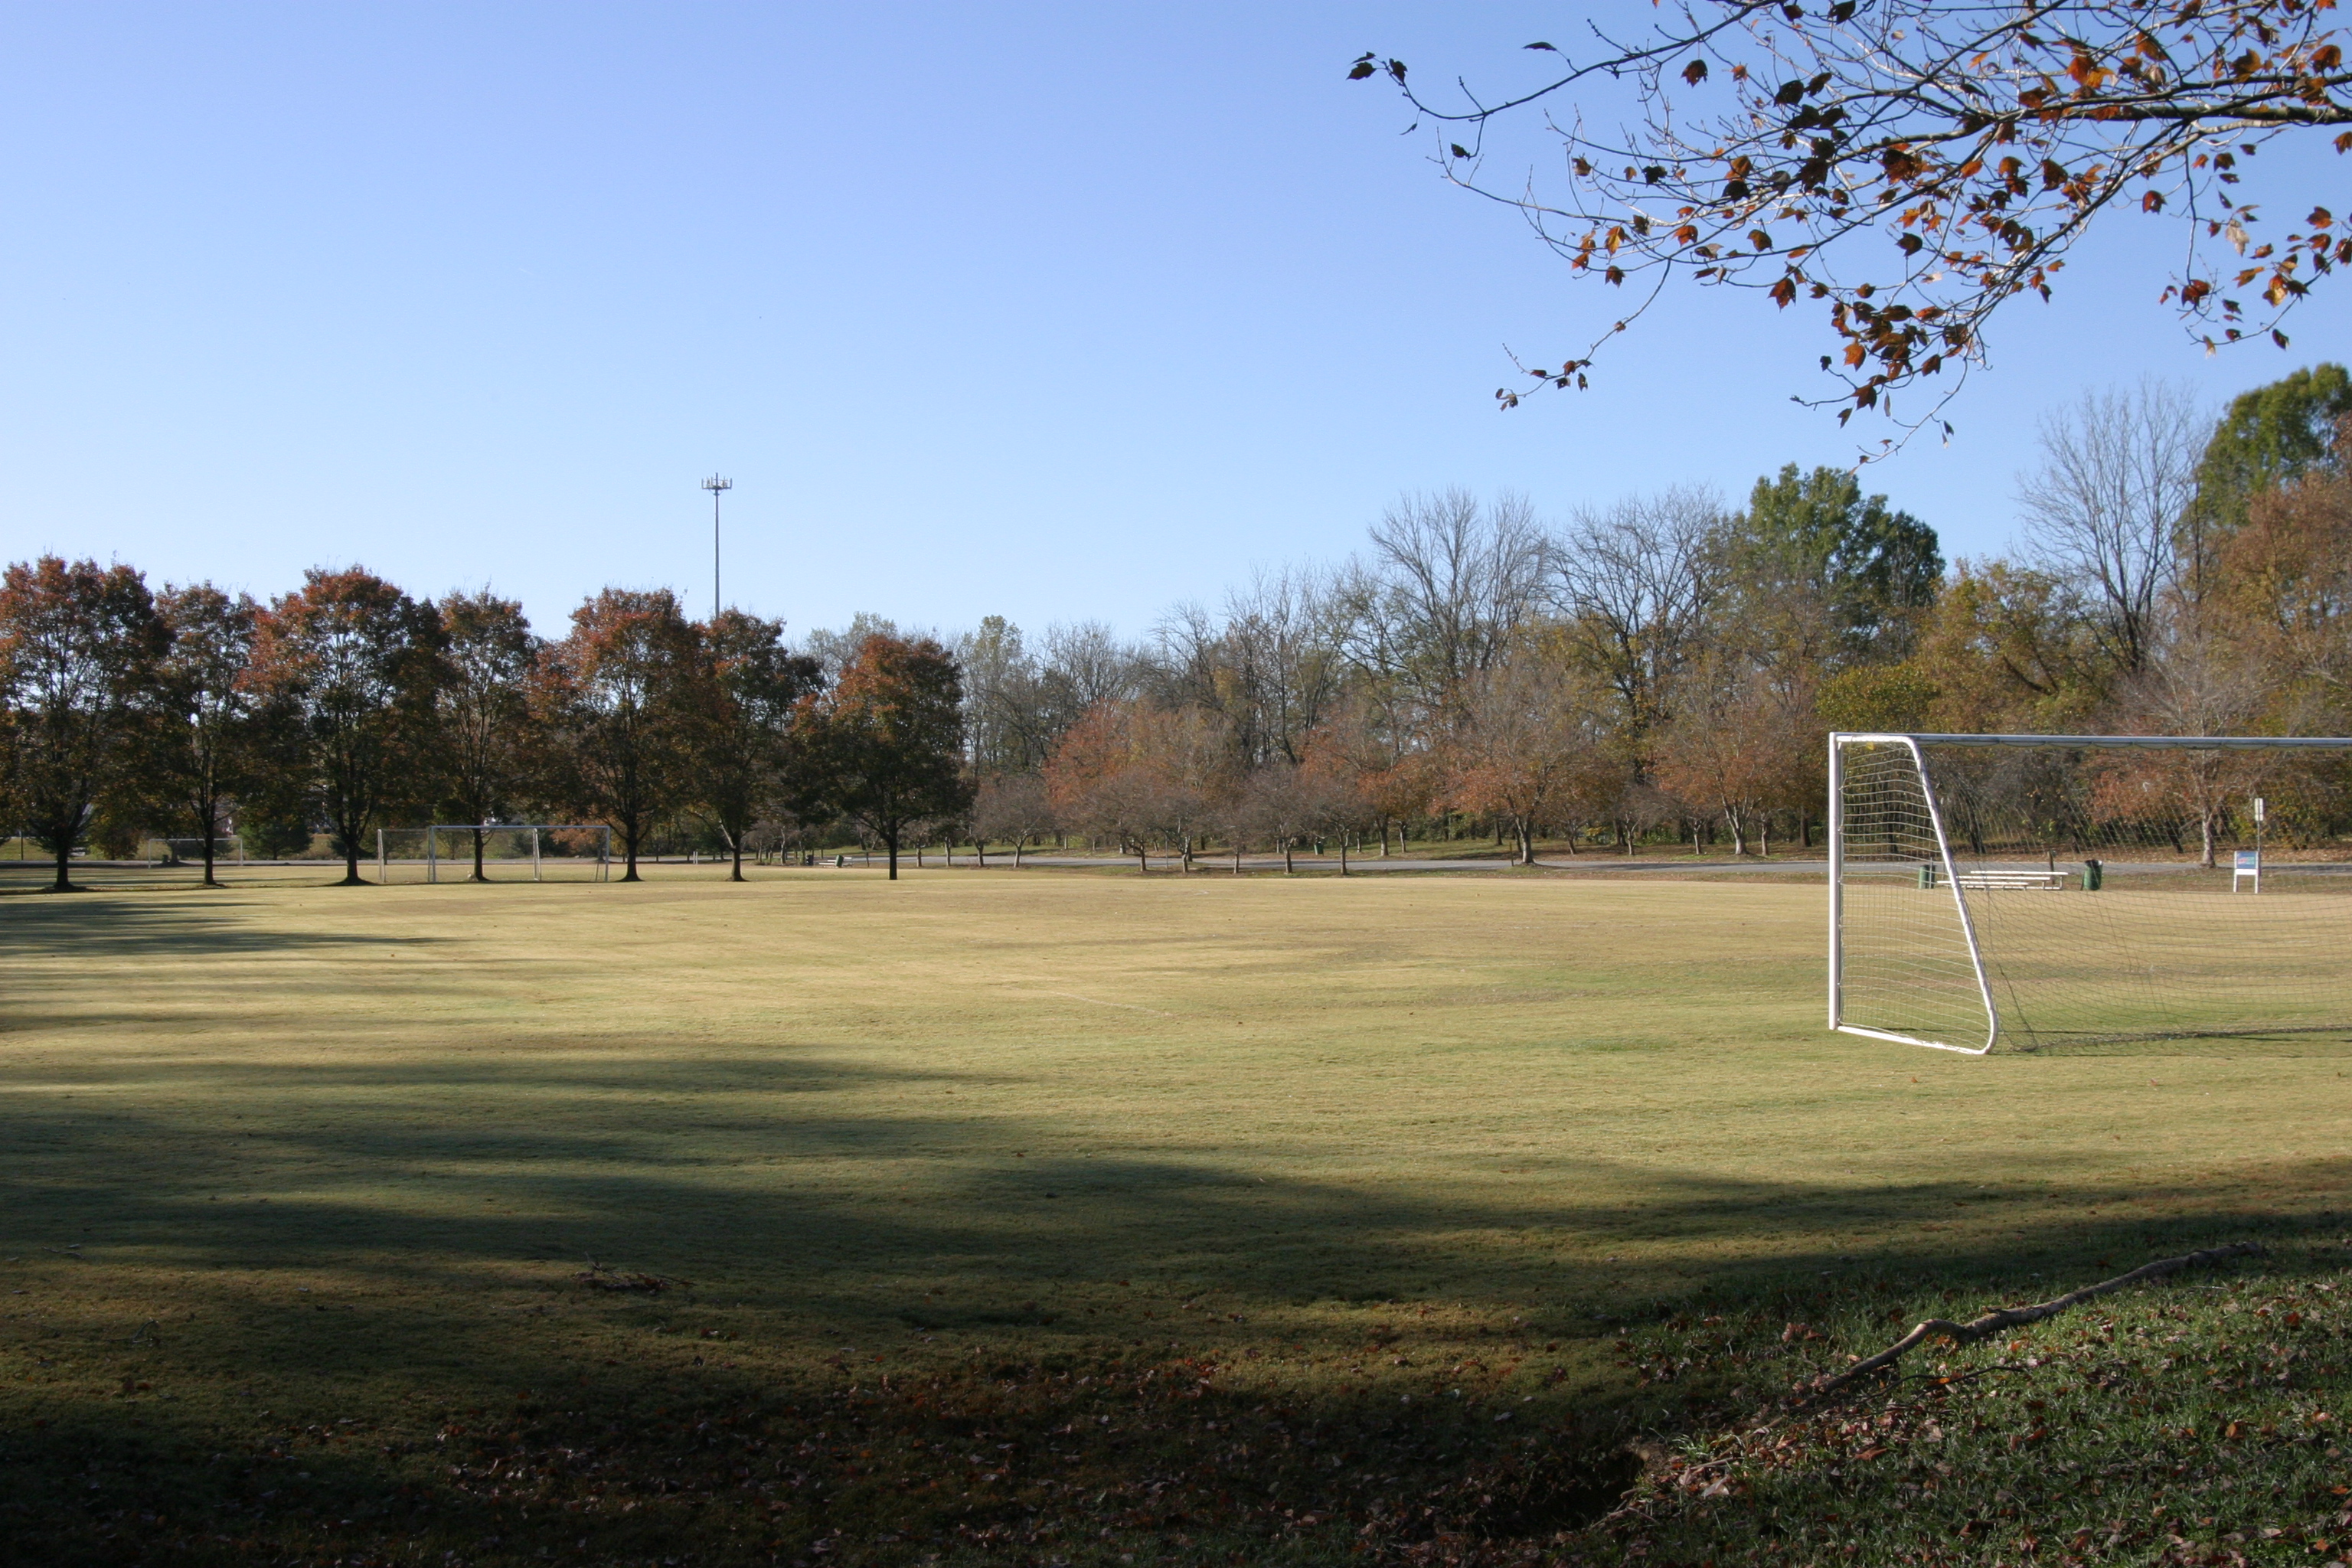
[0,574,968,892]
[8,364,2350,891]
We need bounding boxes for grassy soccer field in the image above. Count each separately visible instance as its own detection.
[5,868,2352,1566]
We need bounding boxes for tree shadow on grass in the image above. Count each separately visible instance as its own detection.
[0,895,435,963]
[4,1036,2343,1320]
[3,1044,2344,1566]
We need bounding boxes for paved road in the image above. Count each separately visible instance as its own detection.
[921,851,1824,874]
[880,852,2352,878]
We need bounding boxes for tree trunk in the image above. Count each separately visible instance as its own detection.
[885,825,900,880]
[1339,837,1350,876]
[622,822,642,881]
[1283,839,1294,874]
[731,833,745,882]
[1234,843,1243,874]
[1134,843,1148,875]
[51,833,73,893]
[474,827,489,882]
[2200,811,2216,870]
[1728,810,1746,858]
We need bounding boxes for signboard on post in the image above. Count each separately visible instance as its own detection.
[2233,848,2262,893]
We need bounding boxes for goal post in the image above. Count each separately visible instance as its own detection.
[374,825,612,884]
[160,836,244,867]
[1829,732,2352,1053]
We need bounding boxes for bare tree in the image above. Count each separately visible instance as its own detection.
[2017,380,2207,673]
[1040,621,1143,720]
[1350,489,1549,724]
[1550,486,1726,766]
[1157,567,1348,768]
[959,616,1054,775]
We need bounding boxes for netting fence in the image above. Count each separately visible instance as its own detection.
[1831,733,2352,1052]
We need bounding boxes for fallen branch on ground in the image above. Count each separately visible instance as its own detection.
[1805,1242,2263,1400]
[575,1263,688,1295]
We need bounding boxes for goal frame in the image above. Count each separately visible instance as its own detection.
[1828,731,2352,1054]
[375,824,613,884]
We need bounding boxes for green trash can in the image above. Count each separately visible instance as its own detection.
[1916,864,1939,890]
[2082,858,2103,891]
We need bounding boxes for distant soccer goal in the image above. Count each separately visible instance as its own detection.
[374,825,612,884]
[1830,733,2352,1053]
[161,837,244,867]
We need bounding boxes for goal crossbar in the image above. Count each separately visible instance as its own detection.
[1850,733,2352,751]
[1830,732,2352,1054]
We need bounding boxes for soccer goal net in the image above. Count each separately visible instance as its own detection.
[374,825,612,884]
[1830,733,2352,1053]
[161,837,243,867]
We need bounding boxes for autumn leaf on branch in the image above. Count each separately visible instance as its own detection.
[1355,0,2352,447]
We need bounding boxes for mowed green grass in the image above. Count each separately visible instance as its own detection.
[5,867,2351,1566]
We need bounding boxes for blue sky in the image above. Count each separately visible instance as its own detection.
[3,3,2345,642]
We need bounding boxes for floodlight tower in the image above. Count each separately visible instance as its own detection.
[701,473,733,615]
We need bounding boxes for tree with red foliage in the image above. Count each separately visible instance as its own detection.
[795,633,969,880]
[542,589,705,882]
[1446,658,1620,864]
[247,568,448,885]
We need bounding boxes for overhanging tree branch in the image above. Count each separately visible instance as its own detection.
[1356,0,2352,448]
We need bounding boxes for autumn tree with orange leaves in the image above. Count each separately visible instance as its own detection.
[795,633,970,880]
[1446,658,1622,865]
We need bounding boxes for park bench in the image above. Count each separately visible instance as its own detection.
[1917,867,2072,890]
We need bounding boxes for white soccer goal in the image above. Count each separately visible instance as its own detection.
[374,825,612,884]
[1830,733,2352,1053]
[162,837,243,867]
